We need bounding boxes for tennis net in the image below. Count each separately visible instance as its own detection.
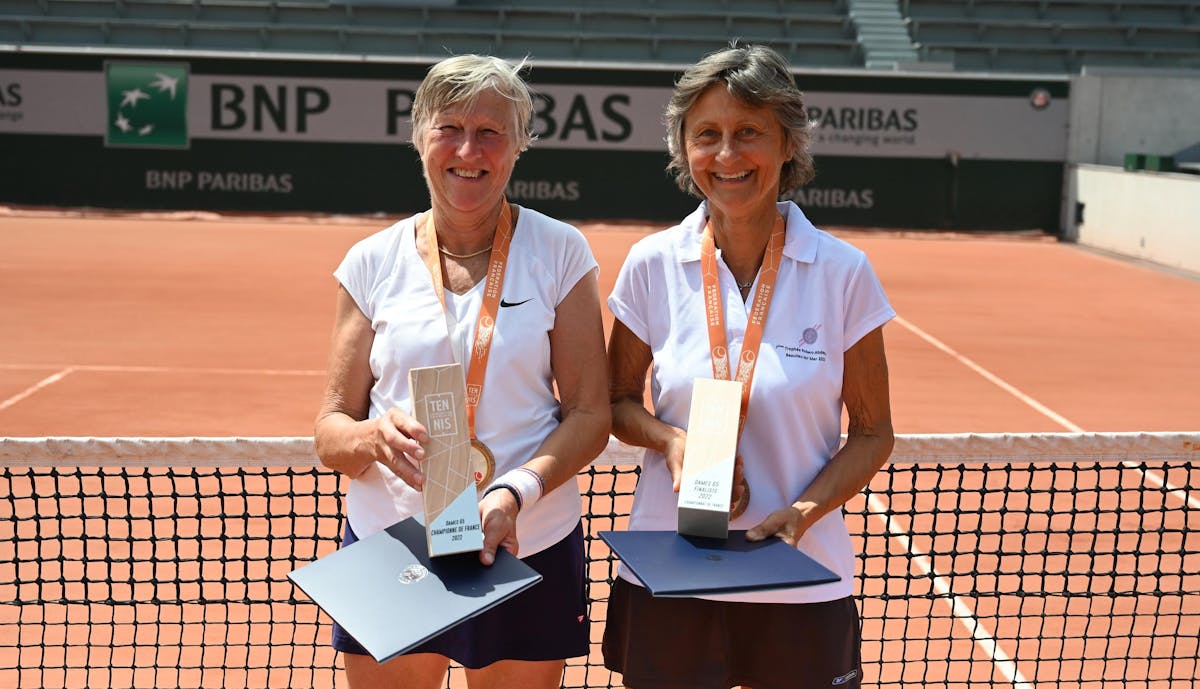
[1,433,1197,689]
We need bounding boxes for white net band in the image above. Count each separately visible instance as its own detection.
[1,432,1197,467]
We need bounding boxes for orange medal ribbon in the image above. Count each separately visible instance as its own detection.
[700,213,786,435]
[420,200,515,443]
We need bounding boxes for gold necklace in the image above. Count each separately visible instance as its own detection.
[438,244,493,259]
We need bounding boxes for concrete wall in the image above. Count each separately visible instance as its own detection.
[1067,68,1200,167]
[1070,164,1200,275]
[1062,68,1200,275]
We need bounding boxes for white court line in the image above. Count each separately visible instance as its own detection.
[887,314,1198,686]
[894,315,1199,509]
[79,364,325,376]
[0,363,323,376]
[893,316,1084,432]
[867,494,1036,689]
[0,364,323,416]
[1136,464,1200,510]
[0,367,77,412]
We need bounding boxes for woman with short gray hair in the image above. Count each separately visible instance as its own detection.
[315,53,609,689]
[603,44,895,689]
[410,54,536,154]
[664,44,815,200]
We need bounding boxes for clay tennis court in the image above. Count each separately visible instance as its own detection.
[1,210,1197,436]
[1,209,1198,689]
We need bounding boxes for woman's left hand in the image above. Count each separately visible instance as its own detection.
[746,326,894,549]
[477,488,520,566]
[745,503,812,548]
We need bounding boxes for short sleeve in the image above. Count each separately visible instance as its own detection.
[555,225,599,307]
[842,252,896,351]
[606,239,653,345]
[333,237,374,321]
[333,229,390,322]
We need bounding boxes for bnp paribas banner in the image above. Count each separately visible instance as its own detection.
[0,52,1069,229]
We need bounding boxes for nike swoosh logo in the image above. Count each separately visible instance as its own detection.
[499,298,533,308]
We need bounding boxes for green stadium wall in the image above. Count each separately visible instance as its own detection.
[0,50,1069,231]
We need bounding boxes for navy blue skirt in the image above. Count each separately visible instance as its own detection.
[603,578,863,689]
[331,519,589,669]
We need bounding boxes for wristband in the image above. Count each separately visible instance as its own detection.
[489,466,545,513]
[483,483,523,511]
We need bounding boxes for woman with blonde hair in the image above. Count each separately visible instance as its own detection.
[315,54,609,689]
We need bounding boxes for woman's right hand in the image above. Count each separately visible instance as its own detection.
[663,427,687,492]
[666,432,746,513]
[609,319,693,494]
[317,287,429,483]
[362,407,430,490]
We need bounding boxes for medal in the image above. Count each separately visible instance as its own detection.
[422,201,515,487]
[730,454,750,520]
[731,476,750,520]
[469,439,495,487]
[700,214,786,521]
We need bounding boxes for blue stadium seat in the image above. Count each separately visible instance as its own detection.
[902,0,1200,71]
[1,0,869,68]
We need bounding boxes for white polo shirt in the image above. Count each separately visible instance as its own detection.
[607,200,895,603]
[335,206,598,557]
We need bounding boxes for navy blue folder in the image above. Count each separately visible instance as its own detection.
[599,529,840,597]
[288,517,541,663]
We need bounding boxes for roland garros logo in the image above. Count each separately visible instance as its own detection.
[735,349,757,381]
[712,345,730,379]
[474,315,495,358]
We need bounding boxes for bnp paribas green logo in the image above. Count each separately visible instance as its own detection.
[105,62,189,148]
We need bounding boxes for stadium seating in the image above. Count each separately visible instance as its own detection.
[0,0,866,68]
[901,0,1200,72]
[4,0,1198,73]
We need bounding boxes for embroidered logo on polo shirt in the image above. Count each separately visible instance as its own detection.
[774,323,827,362]
[802,324,822,345]
[499,298,533,308]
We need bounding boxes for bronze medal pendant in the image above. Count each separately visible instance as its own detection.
[731,474,750,520]
[470,439,495,487]
[701,216,785,527]
[422,202,515,491]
